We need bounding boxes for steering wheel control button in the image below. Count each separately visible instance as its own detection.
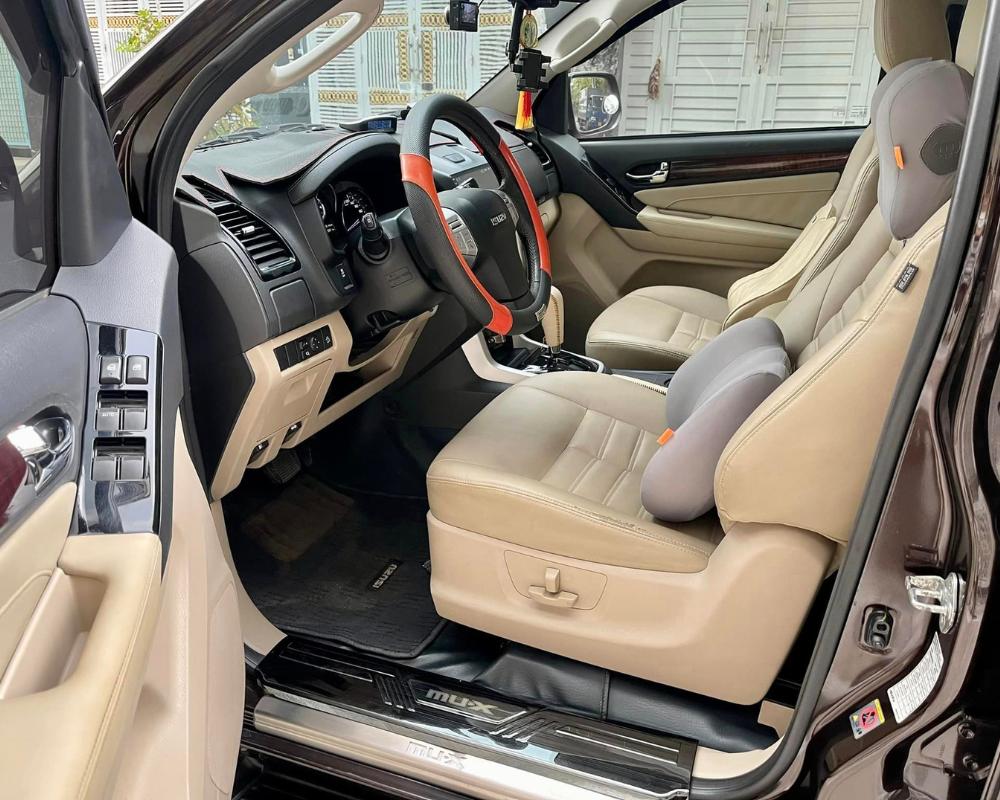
[442,208,478,262]
[99,355,123,385]
[491,189,520,226]
[96,407,121,433]
[125,355,149,384]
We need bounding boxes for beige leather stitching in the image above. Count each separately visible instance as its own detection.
[427,472,715,560]
[796,150,879,292]
[716,221,945,533]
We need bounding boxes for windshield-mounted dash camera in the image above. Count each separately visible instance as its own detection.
[446,0,479,31]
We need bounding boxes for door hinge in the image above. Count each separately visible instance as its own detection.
[905,573,965,634]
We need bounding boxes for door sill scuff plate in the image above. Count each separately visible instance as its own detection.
[254,637,695,800]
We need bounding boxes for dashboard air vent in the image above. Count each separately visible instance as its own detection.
[198,186,298,280]
[522,138,553,169]
[494,121,553,169]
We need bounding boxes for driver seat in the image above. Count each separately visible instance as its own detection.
[426,60,970,704]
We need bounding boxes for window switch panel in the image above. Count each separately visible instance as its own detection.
[118,454,146,481]
[92,455,118,481]
[126,355,149,385]
[99,356,123,385]
[121,408,147,431]
[96,407,120,433]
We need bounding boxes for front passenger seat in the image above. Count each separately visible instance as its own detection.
[426,59,971,704]
[584,0,952,371]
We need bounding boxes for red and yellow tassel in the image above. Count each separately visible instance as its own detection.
[515,90,534,131]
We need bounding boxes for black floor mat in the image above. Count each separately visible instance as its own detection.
[229,474,444,658]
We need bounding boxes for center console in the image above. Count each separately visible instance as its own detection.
[486,332,603,375]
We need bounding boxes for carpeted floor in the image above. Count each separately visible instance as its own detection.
[228,473,444,658]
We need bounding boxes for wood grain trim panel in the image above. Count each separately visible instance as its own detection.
[662,151,851,187]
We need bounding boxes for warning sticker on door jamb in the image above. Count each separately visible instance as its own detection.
[887,633,944,723]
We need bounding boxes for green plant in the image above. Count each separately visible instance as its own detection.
[206,99,258,140]
[115,9,170,55]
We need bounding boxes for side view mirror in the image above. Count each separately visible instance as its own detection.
[569,72,621,137]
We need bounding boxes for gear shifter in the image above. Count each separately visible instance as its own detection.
[540,285,564,354]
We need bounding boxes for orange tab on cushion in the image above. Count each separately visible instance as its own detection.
[657,428,674,446]
[894,145,905,169]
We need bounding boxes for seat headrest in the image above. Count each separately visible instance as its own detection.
[876,59,972,241]
[874,0,952,71]
[641,318,789,523]
[957,0,988,73]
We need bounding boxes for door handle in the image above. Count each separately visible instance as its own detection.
[626,161,670,185]
[6,416,74,494]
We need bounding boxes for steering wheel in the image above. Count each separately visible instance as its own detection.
[400,95,551,335]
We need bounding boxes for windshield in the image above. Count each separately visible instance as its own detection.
[202,1,574,142]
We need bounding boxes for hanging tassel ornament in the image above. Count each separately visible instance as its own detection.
[510,7,546,131]
[515,89,534,131]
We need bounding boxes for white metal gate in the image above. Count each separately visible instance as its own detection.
[618,0,881,136]
[307,0,524,126]
[0,39,31,150]
[85,0,197,85]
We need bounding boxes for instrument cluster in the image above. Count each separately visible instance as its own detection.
[315,180,377,242]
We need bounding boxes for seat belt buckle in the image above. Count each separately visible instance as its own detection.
[657,428,674,446]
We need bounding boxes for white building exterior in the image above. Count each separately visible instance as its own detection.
[616,0,882,135]
[79,0,527,126]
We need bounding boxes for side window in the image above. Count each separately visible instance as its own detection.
[570,0,881,138]
[0,13,53,307]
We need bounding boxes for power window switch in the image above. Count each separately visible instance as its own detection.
[99,356,123,385]
[121,408,147,431]
[92,455,117,482]
[96,407,120,432]
[125,355,149,385]
[118,454,146,481]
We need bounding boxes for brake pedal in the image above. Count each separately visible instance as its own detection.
[264,450,301,485]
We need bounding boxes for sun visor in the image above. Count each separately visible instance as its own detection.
[876,59,973,240]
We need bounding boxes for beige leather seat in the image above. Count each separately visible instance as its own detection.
[584,0,952,371]
[428,51,973,703]
[430,205,948,704]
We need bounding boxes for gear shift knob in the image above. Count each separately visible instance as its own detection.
[540,285,564,354]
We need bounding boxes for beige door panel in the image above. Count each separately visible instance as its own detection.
[634,172,839,228]
[635,207,801,251]
[0,530,161,800]
[0,419,245,800]
[550,172,838,351]
[550,194,782,350]
[0,482,76,676]
[112,416,245,800]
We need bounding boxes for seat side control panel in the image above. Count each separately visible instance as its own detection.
[275,325,334,370]
[80,324,161,534]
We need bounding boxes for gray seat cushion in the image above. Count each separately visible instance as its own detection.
[641,318,790,522]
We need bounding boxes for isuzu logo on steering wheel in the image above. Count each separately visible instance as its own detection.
[490,212,507,226]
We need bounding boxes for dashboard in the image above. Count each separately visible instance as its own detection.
[173,111,557,497]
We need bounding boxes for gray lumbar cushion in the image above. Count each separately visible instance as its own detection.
[876,58,973,240]
[641,318,790,522]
